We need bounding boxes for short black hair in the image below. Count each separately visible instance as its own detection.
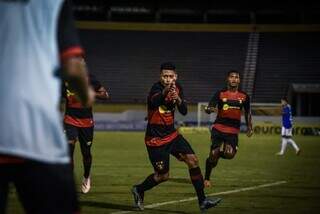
[227,70,240,76]
[281,97,288,102]
[160,62,176,72]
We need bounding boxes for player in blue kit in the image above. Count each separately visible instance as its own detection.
[276,98,301,156]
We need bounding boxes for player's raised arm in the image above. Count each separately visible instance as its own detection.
[174,83,187,115]
[89,73,110,100]
[58,0,93,107]
[205,91,219,114]
[95,86,109,99]
[148,84,166,108]
[244,94,253,137]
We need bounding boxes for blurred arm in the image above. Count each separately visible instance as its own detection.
[89,73,109,100]
[58,0,92,107]
[205,91,219,114]
[175,84,187,115]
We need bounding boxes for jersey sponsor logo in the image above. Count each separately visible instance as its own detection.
[223,104,240,111]
[159,105,172,114]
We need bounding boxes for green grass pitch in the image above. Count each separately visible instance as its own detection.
[6,132,320,214]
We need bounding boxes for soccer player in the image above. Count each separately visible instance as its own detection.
[0,0,93,213]
[131,62,221,212]
[204,70,253,188]
[63,60,109,193]
[276,97,301,156]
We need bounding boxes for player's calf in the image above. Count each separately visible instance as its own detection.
[154,172,169,183]
[181,154,199,168]
[204,148,220,187]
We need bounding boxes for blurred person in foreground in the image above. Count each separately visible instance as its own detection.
[63,58,109,194]
[0,0,93,213]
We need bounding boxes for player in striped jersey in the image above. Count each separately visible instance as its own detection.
[63,59,109,194]
[131,62,221,212]
[204,70,253,188]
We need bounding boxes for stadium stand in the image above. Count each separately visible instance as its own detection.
[74,1,320,116]
[73,1,320,24]
[79,30,248,103]
[254,32,320,103]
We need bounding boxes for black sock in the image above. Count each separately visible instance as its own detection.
[189,167,206,204]
[68,144,75,169]
[83,155,92,178]
[136,174,159,194]
[205,158,216,181]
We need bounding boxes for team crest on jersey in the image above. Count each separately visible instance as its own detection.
[66,89,75,97]
[223,104,229,110]
[222,98,227,102]
[159,105,171,114]
[238,98,243,104]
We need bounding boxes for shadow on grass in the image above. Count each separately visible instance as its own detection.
[80,201,189,213]
[167,178,190,184]
[81,200,133,211]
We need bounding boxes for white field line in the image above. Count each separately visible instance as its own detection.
[111,180,287,214]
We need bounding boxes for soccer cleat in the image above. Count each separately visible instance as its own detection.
[204,180,212,188]
[276,152,284,156]
[200,197,222,213]
[81,177,91,194]
[131,186,144,211]
[296,149,301,155]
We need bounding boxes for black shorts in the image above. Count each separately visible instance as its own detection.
[211,128,238,150]
[0,160,78,214]
[146,135,195,174]
[64,123,94,145]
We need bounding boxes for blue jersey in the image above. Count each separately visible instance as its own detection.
[0,0,82,163]
[282,104,293,129]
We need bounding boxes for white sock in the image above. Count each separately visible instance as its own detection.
[287,139,299,152]
[280,138,288,154]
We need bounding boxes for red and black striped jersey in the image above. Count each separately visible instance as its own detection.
[63,74,102,128]
[145,81,187,147]
[209,89,251,134]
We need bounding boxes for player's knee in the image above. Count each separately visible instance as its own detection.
[155,172,169,182]
[184,154,199,168]
[223,151,235,159]
[209,148,220,162]
[223,145,236,159]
